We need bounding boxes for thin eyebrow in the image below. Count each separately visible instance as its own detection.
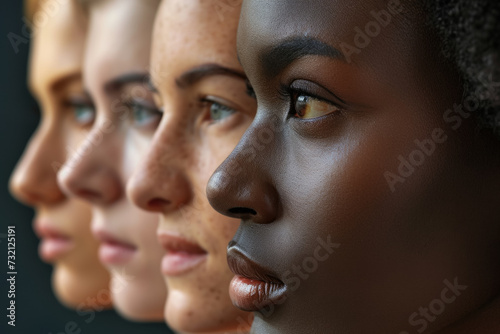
[103,72,150,93]
[175,63,247,88]
[261,36,345,78]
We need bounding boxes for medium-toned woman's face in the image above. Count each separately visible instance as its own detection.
[9,0,110,309]
[126,0,256,332]
[57,0,165,321]
[207,0,500,333]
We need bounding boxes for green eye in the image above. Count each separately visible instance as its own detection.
[73,104,95,126]
[129,100,162,127]
[209,102,236,122]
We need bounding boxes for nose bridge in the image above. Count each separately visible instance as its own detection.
[57,117,123,204]
[207,115,281,224]
[127,116,193,213]
[230,113,281,177]
[10,119,65,205]
[27,119,64,174]
[155,112,192,167]
[65,118,116,173]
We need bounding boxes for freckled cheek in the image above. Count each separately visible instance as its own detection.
[191,144,227,185]
[198,209,239,255]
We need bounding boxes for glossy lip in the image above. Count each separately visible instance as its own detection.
[34,221,74,262]
[93,229,137,265]
[227,244,287,312]
[158,232,208,276]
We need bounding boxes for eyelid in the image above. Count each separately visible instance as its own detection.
[64,94,94,108]
[245,80,256,99]
[125,97,161,112]
[201,95,239,111]
[289,80,347,109]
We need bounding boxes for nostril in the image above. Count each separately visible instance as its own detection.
[147,198,171,211]
[228,207,257,216]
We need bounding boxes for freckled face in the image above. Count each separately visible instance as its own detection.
[127,0,255,332]
[207,0,500,333]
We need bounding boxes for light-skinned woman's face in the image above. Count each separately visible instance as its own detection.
[207,0,500,333]
[9,0,110,309]
[57,0,165,321]
[126,0,256,332]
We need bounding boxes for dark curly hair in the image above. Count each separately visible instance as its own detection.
[426,0,500,135]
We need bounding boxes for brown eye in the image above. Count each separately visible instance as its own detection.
[293,94,341,119]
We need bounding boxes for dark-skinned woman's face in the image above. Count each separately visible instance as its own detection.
[207,0,500,333]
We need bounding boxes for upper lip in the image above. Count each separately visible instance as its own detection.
[93,229,136,250]
[227,244,283,284]
[33,221,70,240]
[158,233,207,255]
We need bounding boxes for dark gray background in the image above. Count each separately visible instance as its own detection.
[0,1,172,333]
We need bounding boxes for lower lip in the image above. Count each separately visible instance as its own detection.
[229,275,287,312]
[99,242,136,265]
[161,252,207,276]
[39,237,74,262]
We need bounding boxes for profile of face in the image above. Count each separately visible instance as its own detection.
[9,0,110,309]
[126,0,256,332]
[207,0,500,333]
[57,0,165,321]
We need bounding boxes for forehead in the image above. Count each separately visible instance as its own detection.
[151,0,241,86]
[238,0,425,78]
[29,0,86,93]
[84,0,157,86]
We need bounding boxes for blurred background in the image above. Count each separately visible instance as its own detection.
[0,2,169,333]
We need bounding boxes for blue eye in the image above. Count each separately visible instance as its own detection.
[73,104,95,126]
[209,101,236,122]
[129,100,162,127]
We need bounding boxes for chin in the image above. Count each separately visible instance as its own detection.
[52,265,112,310]
[111,275,165,322]
[165,289,251,334]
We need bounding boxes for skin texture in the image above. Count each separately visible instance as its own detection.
[57,0,166,321]
[9,0,110,309]
[126,0,255,332]
[207,0,500,333]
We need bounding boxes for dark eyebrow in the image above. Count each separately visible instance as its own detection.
[261,36,345,78]
[103,72,150,92]
[176,63,247,88]
[47,72,82,96]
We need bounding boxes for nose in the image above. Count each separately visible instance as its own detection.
[10,122,65,206]
[57,124,121,205]
[206,124,280,225]
[127,132,191,214]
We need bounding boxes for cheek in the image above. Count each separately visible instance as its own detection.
[63,130,82,159]
[133,215,159,242]
[124,132,155,175]
[194,136,237,190]
[196,201,240,256]
[64,200,93,236]
[192,143,242,246]
[280,107,449,243]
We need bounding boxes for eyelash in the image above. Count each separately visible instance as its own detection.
[245,80,256,99]
[277,83,343,118]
